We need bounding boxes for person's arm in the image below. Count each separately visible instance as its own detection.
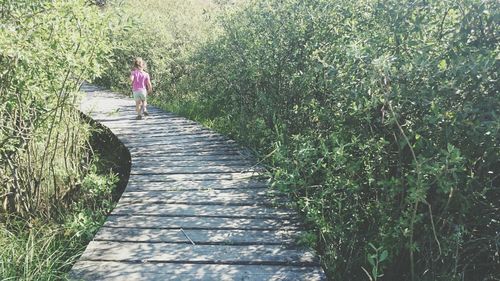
[147,75,153,94]
[129,73,134,86]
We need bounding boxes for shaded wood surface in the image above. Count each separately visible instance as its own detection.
[70,84,326,280]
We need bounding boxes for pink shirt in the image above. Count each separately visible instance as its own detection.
[131,69,150,91]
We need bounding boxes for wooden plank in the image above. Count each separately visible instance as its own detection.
[129,173,265,182]
[93,227,301,245]
[129,150,246,157]
[123,138,236,148]
[103,115,198,122]
[117,189,283,205]
[70,261,327,281]
[104,122,200,130]
[124,140,238,149]
[79,241,319,266]
[131,152,251,160]
[131,159,255,167]
[132,155,254,162]
[97,115,193,123]
[90,109,168,120]
[109,123,204,129]
[114,129,213,137]
[128,144,240,154]
[124,134,232,146]
[111,203,296,219]
[114,127,213,137]
[130,165,261,175]
[116,131,227,140]
[125,179,268,191]
[110,123,207,132]
[103,215,300,230]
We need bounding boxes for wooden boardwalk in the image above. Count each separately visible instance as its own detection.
[70,84,326,280]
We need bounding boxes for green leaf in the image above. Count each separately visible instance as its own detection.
[438,59,447,71]
[368,255,375,267]
[379,250,388,262]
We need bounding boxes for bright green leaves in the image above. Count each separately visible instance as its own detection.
[0,0,116,218]
[96,0,499,280]
[438,59,448,71]
[365,243,389,281]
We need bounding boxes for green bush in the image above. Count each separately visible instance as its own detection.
[189,1,499,279]
[0,168,117,280]
[0,1,121,279]
[95,0,218,96]
[0,0,114,218]
[103,0,499,279]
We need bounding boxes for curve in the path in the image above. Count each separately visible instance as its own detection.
[70,84,327,281]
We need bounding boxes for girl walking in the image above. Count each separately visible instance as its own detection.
[130,57,152,119]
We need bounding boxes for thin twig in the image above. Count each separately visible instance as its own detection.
[423,199,442,259]
[180,228,196,245]
[242,147,278,173]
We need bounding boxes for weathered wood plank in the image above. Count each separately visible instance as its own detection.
[132,155,254,162]
[111,203,295,219]
[131,159,255,167]
[124,179,268,191]
[93,227,300,245]
[122,137,234,147]
[130,165,261,175]
[103,215,300,230]
[79,241,318,266]
[129,172,263,182]
[128,144,241,154]
[114,128,213,137]
[113,128,210,137]
[70,261,327,281]
[90,110,172,120]
[106,123,201,131]
[129,150,246,158]
[98,115,194,123]
[130,153,251,161]
[100,117,199,125]
[118,189,283,206]
[116,131,228,141]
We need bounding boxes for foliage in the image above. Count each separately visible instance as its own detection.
[0,1,122,279]
[190,1,499,279]
[0,166,117,280]
[0,0,114,218]
[94,0,219,97]
[102,0,499,280]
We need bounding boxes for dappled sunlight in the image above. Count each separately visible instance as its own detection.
[70,85,325,279]
[71,261,325,280]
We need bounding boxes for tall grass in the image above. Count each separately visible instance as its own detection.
[1,224,79,280]
[0,164,118,280]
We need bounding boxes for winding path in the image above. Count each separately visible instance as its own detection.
[70,84,326,280]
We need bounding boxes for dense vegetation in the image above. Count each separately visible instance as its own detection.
[101,0,499,280]
[0,0,122,279]
[1,0,497,279]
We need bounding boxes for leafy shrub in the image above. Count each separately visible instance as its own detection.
[0,1,124,279]
[0,168,117,280]
[95,0,218,97]
[0,0,114,218]
[103,0,499,279]
[189,1,499,279]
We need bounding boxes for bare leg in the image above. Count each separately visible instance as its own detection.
[135,100,142,116]
[143,99,148,115]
